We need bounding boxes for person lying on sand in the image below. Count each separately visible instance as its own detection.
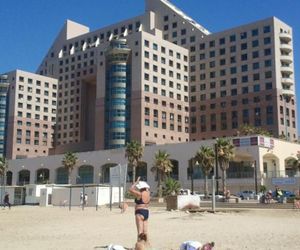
[179,240,215,250]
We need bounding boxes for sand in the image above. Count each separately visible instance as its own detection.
[0,206,300,250]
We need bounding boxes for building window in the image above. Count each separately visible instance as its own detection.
[253,85,260,92]
[240,32,247,39]
[252,29,259,36]
[241,43,247,50]
[252,51,259,58]
[252,40,259,47]
[253,62,260,70]
[265,60,272,67]
[241,54,248,61]
[263,25,271,33]
[264,48,271,56]
[230,35,236,42]
[264,37,271,45]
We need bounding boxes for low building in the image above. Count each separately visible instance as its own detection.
[4,136,300,195]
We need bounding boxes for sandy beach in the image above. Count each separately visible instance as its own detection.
[0,206,299,250]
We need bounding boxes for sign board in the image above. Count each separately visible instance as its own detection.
[272,178,296,186]
[232,136,274,149]
[110,164,127,186]
[258,136,274,149]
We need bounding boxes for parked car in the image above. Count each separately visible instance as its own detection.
[238,190,256,200]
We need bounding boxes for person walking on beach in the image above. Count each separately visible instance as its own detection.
[80,192,84,207]
[3,193,11,209]
[84,194,88,206]
[129,177,150,239]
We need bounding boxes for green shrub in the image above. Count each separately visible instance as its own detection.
[163,177,181,196]
[259,185,267,193]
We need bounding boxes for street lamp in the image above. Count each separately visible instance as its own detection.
[252,161,258,194]
[191,160,199,194]
[39,173,43,183]
[214,143,219,195]
[96,172,101,211]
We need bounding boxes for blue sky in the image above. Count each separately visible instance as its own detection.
[1,0,299,130]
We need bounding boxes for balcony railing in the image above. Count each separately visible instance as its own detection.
[280,55,292,63]
[282,89,294,97]
[279,32,292,42]
[281,65,293,74]
[262,170,299,178]
[280,43,292,52]
[281,77,294,86]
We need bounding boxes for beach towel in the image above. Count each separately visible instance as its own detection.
[180,241,202,250]
[107,244,127,250]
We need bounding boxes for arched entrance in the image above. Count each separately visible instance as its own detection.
[187,158,206,180]
[285,157,298,177]
[56,167,68,184]
[36,168,50,184]
[262,154,279,178]
[18,169,30,185]
[127,162,148,182]
[101,163,118,184]
[77,165,94,184]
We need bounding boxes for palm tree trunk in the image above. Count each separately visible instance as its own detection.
[222,169,226,195]
[158,172,162,198]
[132,164,136,184]
[68,169,72,185]
[204,175,208,198]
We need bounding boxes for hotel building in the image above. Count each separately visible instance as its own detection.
[34,0,297,155]
[0,74,10,157]
[1,0,297,158]
[4,70,57,159]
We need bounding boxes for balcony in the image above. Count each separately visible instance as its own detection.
[0,74,9,83]
[280,43,292,53]
[281,77,294,86]
[279,32,292,43]
[282,89,294,97]
[280,55,293,64]
[281,65,293,74]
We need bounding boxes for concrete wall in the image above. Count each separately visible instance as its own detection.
[44,186,123,207]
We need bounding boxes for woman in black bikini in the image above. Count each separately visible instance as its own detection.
[129,177,150,239]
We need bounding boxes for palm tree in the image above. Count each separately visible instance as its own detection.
[194,146,215,197]
[0,157,8,181]
[238,124,272,137]
[216,138,235,195]
[0,157,8,204]
[62,152,78,184]
[238,124,256,136]
[151,150,173,198]
[125,140,144,183]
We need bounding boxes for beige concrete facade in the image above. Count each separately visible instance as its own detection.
[32,0,297,154]
[5,70,57,159]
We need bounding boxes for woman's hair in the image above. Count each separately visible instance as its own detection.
[201,242,215,250]
[135,233,149,250]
